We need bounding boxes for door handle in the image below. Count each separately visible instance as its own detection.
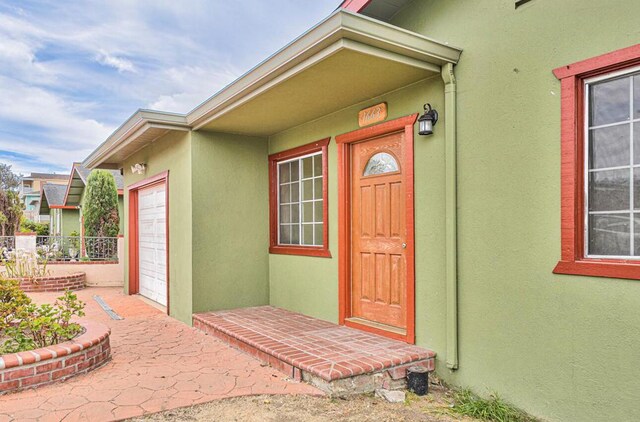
[402,243,407,249]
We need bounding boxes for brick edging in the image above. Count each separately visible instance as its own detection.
[0,321,111,394]
[16,272,86,292]
[46,261,119,265]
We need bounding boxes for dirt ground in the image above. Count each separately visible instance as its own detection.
[129,384,477,422]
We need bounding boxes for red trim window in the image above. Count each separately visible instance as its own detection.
[269,138,331,258]
[553,44,640,280]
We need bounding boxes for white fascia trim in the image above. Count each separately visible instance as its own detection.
[83,110,190,168]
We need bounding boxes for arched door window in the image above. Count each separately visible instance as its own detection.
[363,152,399,176]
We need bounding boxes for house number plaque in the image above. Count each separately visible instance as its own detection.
[358,102,387,127]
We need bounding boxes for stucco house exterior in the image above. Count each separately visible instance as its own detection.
[82,1,640,420]
[61,163,125,236]
[38,183,68,235]
[20,172,69,222]
[39,163,125,237]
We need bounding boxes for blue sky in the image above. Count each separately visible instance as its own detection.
[0,0,339,175]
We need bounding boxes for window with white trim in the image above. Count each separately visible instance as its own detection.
[277,152,323,246]
[268,137,330,257]
[585,67,640,258]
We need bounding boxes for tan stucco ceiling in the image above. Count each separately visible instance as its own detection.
[198,46,436,136]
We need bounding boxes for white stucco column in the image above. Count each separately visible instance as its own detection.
[14,232,37,253]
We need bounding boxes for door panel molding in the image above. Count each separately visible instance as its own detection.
[336,114,417,343]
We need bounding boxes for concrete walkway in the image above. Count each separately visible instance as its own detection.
[0,288,321,422]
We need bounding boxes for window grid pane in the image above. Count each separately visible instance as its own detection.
[587,71,640,258]
[277,152,323,246]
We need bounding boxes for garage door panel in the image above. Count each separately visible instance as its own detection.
[138,182,167,306]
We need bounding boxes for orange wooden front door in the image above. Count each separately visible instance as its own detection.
[350,132,407,331]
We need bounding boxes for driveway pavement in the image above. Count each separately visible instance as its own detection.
[0,287,321,422]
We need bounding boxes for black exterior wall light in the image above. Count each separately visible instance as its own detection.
[418,103,438,136]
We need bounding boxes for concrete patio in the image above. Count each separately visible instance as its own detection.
[0,288,321,422]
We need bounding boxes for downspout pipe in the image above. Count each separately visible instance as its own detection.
[442,63,459,370]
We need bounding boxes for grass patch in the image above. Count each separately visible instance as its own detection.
[451,389,537,422]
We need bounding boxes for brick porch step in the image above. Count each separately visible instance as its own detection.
[193,306,435,395]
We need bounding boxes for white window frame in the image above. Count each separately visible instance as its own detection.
[276,151,324,247]
[584,65,640,259]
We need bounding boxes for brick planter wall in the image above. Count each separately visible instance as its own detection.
[16,272,86,292]
[0,321,110,394]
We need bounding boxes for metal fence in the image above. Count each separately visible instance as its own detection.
[36,236,118,262]
[1,236,17,261]
[0,236,15,255]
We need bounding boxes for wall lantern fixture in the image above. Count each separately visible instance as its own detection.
[131,163,146,175]
[418,103,438,136]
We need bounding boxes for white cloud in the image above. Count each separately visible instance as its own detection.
[0,76,113,146]
[0,0,339,173]
[146,65,240,113]
[95,50,137,73]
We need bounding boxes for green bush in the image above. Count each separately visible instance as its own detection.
[20,217,49,236]
[0,278,31,331]
[82,170,119,237]
[0,278,85,354]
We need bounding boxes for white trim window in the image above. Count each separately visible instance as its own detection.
[585,66,640,258]
[277,152,324,246]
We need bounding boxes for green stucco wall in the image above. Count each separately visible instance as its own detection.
[268,80,446,331]
[382,1,640,421]
[123,131,193,324]
[190,131,270,314]
[105,1,640,419]
[61,208,80,236]
[117,196,124,235]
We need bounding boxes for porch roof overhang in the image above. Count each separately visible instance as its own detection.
[83,110,190,169]
[83,10,461,168]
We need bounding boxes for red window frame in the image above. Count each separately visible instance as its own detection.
[268,138,331,258]
[553,43,640,280]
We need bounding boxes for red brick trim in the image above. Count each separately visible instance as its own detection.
[268,138,331,258]
[15,272,86,292]
[552,44,640,280]
[193,309,435,390]
[0,321,111,394]
[14,232,36,236]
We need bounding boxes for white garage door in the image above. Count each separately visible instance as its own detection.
[138,183,167,306]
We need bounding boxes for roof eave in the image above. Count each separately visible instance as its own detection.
[83,9,461,168]
[187,10,461,130]
[83,110,190,169]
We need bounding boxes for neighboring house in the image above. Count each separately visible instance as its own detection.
[19,172,69,222]
[38,183,72,236]
[61,163,125,236]
[37,163,125,237]
[81,1,640,421]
